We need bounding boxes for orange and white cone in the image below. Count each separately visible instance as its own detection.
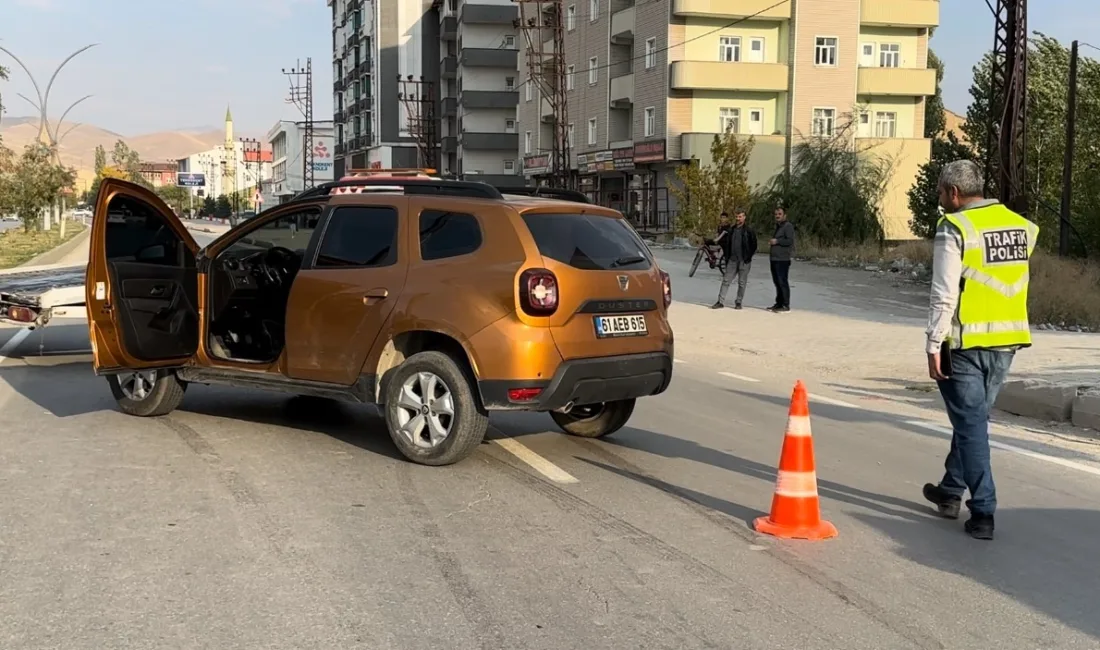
[753,380,838,540]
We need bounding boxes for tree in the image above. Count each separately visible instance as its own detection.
[0,143,76,231]
[202,195,216,216]
[907,132,977,238]
[93,144,107,176]
[670,130,755,238]
[156,184,190,214]
[925,49,946,138]
[214,194,232,219]
[753,115,892,246]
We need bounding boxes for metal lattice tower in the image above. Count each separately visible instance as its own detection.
[283,58,316,189]
[988,0,1028,214]
[397,76,438,170]
[516,0,570,188]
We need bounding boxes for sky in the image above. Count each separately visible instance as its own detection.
[0,0,1098,135]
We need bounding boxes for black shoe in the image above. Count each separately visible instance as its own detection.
[922,483,961,519]
[710,302,724,309]
[734,303,743,310]
[964,514,995,540]
[774,306,790,313]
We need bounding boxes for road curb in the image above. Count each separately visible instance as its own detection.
[19,226,90,268]
[995,379,1100,431]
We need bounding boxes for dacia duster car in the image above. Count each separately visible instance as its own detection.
[86,177,674,465]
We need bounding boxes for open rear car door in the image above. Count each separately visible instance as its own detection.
[86,179,201,373]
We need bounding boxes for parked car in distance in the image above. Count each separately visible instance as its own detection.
[85,177,674,466]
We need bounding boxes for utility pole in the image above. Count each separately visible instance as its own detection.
[1059,40,1078,257]
[987,0,1028,215]
[516,0,570,189]
[397,75,437,169]
[284,58,315,189]
[240,138,263,212]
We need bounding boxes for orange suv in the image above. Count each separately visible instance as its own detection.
[87,177,674,465]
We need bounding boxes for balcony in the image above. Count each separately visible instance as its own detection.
[857,67,936,96]
[671,0,790,20]
[459,3,518,24]
[441,55,457,78]
[610,73,634,107]
[441,16,458,40]
[334,110,345,123]
[540,97,555,123]
[460,132,520,151]
[442,136,458,154]
[670,61,788,92]
[461,47,518,69]
[860,0,939,28]
[610,6,635,43]
[460,90,519,109]
[333,80,344,92]
[442,96,457,116]
[335,143,346,157]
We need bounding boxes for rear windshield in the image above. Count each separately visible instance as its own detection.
[521,213,652,271]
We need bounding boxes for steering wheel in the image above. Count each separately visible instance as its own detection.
[261,246,297,285]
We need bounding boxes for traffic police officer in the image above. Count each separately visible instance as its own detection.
[922,159,1039,541]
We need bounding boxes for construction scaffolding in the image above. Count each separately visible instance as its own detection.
[283,58,316,189]
[988,0,1028,215]
[397,76,438,170]
[516,0,570,188]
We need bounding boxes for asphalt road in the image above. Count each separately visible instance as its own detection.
[1,240,1098,649]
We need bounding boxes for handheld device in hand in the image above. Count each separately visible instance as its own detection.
[939,341,953,378]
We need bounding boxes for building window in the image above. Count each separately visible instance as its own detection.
[814,37,838,66]
[719,107,741,134]
[587,118,597,145]
[525,78,533,102]
[566,4,576,30]
[525,131,532,154]
[879,43,900,68]
[504,159,516,173]
[589,0,599,21]
[719,36,741,63]
[644,107,656,137]
[568,122,575,147]
[812,107,836,137]
[645,38,657,69]
[505,119,516,133]
[503,34,516,48]
[874,111,897,137]
[505,76,515,91]
[567,65,575,90]
[588,57,598,84]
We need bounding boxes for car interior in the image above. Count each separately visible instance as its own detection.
[103,195,199,362]
[205,208,320,363]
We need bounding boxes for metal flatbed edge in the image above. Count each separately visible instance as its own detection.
[0,263,87,327]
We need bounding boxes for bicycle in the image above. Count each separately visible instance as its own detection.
[688,239,727,278]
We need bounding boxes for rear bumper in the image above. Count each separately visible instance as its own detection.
[479,352,673,411]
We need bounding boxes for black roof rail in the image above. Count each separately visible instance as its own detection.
[498,186,591,203]
[292,178,504,201]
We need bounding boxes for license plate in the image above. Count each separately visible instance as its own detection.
[594,314,648,338]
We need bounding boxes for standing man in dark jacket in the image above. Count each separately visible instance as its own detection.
[711,208,757,310]
[768,206,795,312]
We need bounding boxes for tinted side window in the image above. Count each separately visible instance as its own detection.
[521,213,652,271]
[104,195,181,263]
[419,210,482,260]
[315,206,399,268]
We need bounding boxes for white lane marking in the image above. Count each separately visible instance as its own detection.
[905,420,1100,478]
[674,358,687,364]
[0,327,32,363]
[719,371,760,383]
[493,437,579,484]
[808,393,861,409]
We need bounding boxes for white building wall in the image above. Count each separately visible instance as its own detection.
[266,120,337,199]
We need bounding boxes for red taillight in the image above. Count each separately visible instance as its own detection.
[6,306,36,323]
[519,268,558,316]
[507,387,544,402]
[660,270,672,308]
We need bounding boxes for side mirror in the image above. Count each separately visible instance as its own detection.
[136,244,167,262]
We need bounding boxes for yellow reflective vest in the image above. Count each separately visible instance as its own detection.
[939,203,1039,350]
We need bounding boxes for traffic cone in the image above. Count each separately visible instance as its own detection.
[753,380,838,540]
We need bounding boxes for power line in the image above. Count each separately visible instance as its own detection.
[513,0,791,95]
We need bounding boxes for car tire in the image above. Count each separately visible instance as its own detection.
[689,250,703,277]
[550,399,636,439]
[107,369,187,417]
[384,351,489,466]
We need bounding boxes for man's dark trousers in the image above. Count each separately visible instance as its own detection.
[770,260,791,308]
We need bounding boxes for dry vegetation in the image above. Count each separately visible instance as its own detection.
[795,238,1100,329]
[0,220,86,269]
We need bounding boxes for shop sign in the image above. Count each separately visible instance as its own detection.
[633,139,666,164]
[612,147,634,171]
[523,154,550,175]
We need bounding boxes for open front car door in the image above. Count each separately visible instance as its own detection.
[86,179,200,373]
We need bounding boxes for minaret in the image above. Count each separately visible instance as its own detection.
[224,106,236,203]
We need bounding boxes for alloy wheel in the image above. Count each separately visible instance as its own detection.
[394,371,456,449]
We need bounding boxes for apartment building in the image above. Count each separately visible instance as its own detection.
[266,120,337,203]
[437,0,525,186]
[516,0,939,239]
[329,0,440,176]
